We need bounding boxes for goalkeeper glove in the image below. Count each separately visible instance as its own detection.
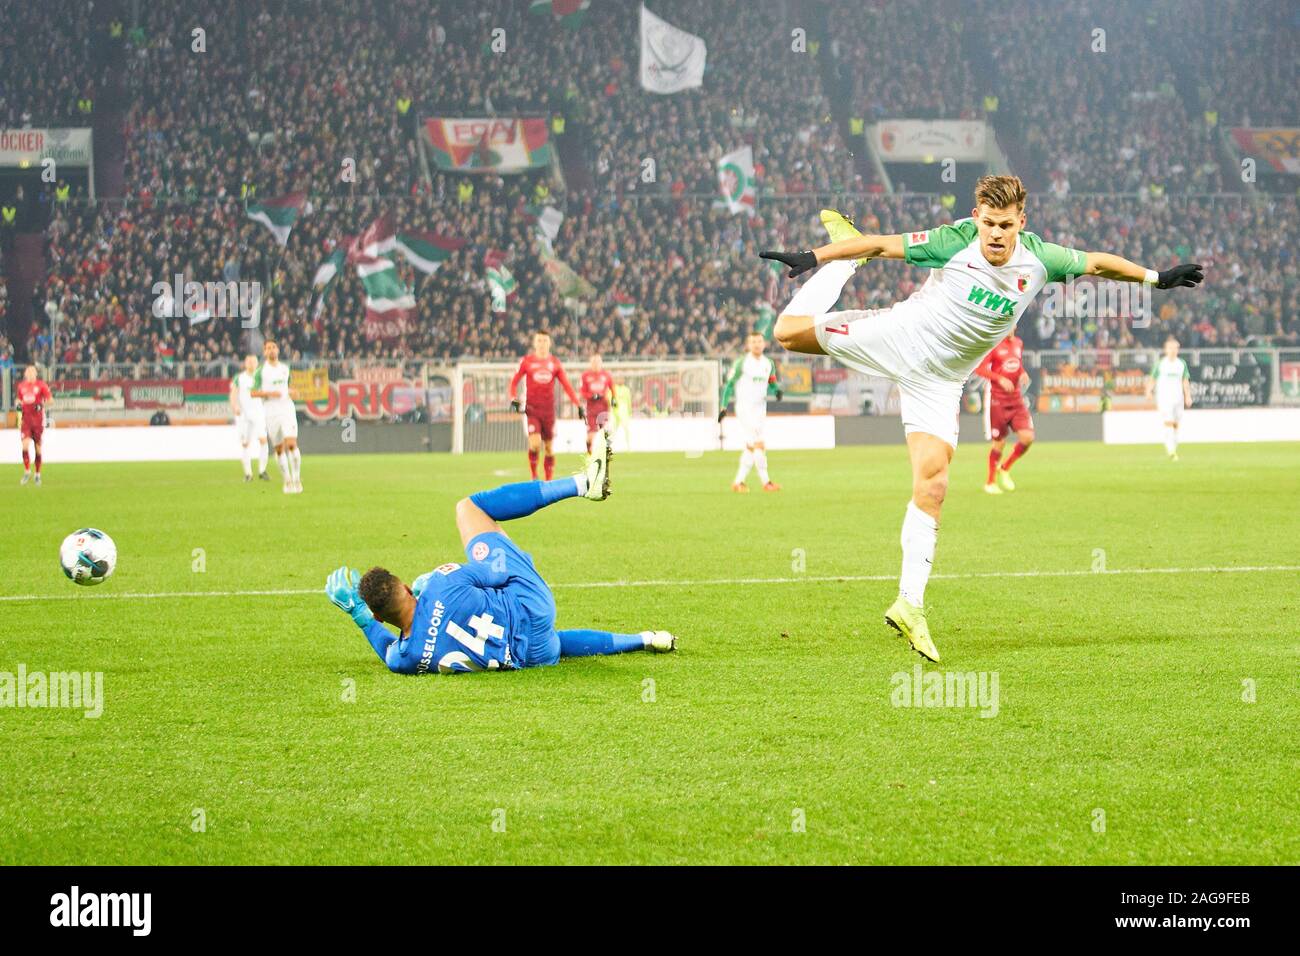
[326,566,374,629]
[717,408,727,423]
[759,249,818,279]
[1156,263,1204,290]
[509,399,522,413]
[578,405,586,423]
[774,388,784,402]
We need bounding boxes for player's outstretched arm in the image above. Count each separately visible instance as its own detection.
[1084,253,1204,289]
[760,235,905,278]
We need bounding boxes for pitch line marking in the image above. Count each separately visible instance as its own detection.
[1,564,1297,603]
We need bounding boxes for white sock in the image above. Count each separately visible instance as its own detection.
[258,442,269,473]
[289,447,302,484]
[240,444,252,478]
[754,449,770,484]
[734,449,753,485]
[783,259,856,316]
[277,451,288,485]
[573,472,588,496]
[899,501,938,608]
[1165,427,1177,455]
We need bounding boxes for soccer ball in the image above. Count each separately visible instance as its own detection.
[59,528,117,586]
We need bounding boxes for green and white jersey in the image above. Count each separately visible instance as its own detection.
[232,370,264,420]
[1150,355,1189,404]
[900,219,1087,380]
[722,354,777,415]
[254,360,294,416]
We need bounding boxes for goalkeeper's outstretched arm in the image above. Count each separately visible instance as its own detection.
[761,235,904,278]
[1084,254,1205,289]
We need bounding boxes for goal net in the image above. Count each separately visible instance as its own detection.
[453,360,720,454]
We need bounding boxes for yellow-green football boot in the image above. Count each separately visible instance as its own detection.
[819,209,871,268]
[884,597,941,662]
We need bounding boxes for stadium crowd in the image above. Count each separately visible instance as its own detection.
[3,0,1296,372]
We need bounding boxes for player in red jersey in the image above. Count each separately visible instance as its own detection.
[16,365,53,486]
[508,331,582,480]
[974,333,1034,494]
[579,353,614,455]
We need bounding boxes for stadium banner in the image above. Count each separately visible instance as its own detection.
[1031,357,1147,413]
[872,120,987,163]
[1230,127,1300,174]
[1281,361,1300,400]
[0,127,93,167]
[1189,360,1270,408]
[291,367,330,404]
[302,373,451,423]
[778,363,812,397]
[422,117,553,173]
[49,378,229,412]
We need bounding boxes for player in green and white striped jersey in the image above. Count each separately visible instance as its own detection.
[1144,336,1193,460]
[760,175,1204,661]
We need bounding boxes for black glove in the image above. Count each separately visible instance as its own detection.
[509,399,522,413]
[1156,263,1204,290]
[717,409,727,423]
[774,389,784,402]
[760,249,818,279]
[577,405,586,423]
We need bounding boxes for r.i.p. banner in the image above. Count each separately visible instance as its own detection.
[423,117,553,173]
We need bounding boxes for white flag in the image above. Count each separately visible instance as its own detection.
[717,146,756,216]
[639,4,706,94]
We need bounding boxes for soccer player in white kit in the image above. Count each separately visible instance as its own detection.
[1145,336,1193,460]
[229,353,270,482]
[761,175,1204,661]
[719,332,783,492]
[250,339,302,494]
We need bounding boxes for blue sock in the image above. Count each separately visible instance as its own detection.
[470,477,579,522]
[557,629,646,657]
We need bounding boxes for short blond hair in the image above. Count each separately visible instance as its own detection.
[974,174,1027,211]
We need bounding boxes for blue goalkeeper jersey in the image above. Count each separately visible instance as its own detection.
[363,561,519,674]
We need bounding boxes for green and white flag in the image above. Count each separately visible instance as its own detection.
[539,245,595,300]
[484,250,517,313]
[717,146,756,215]
[245,192,306,247]
[356,255,416,335]
[312,241,350,291]
[395,230,464,275]
[524,204,565,252]
[311,237,351,321]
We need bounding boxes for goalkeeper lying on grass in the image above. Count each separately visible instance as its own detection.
[324,431,677,674]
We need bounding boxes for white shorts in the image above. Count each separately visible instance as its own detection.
[1157,399,1184,424]
[237,416,266,444]
[265,409,298,445]
[735,410,766,446]
[816,307,964,448]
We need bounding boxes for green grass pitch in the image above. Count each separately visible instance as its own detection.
[2,440,1297,865]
